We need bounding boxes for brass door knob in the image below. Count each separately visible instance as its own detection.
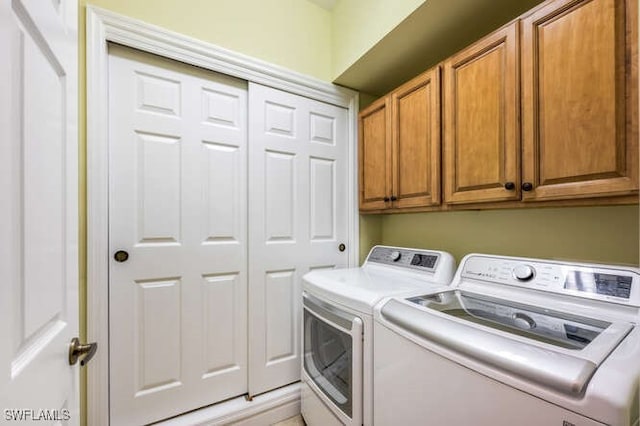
[69,338,98,366]
[114,250,129,262]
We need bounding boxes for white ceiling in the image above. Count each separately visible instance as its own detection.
[306,0,337,11]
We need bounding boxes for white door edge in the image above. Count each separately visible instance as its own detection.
[1,0,79,422]
[86,7,359,424]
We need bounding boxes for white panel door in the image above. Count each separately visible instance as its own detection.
[248,82,349,396]
[108,45,248,425]
[0,0,79,423]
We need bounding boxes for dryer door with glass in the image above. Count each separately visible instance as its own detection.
[302,293,363,425]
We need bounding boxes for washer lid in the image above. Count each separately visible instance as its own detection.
[380,290,634,396]
[408,291,616,350]
[303,267,451,313]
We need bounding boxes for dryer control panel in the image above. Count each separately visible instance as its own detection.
[460,255,640,306]
[366,246,440,271]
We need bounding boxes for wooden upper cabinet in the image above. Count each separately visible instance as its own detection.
[359,0,638,213]
[391,67,441,208]
[359,96,392,210]
[359,67,441,212]
[443,22,520,204]
[521,0,638,201]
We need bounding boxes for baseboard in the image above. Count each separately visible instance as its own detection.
[155,383,301,426]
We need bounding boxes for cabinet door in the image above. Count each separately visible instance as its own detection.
[359,97,392,210]
[443,22,520,204]
[391,67,441,208]
[521,0,638,201]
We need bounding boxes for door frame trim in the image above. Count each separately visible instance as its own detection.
[86,6,359,424]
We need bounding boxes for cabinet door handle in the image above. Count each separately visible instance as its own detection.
[504,182,515,190]
[390,195,398,201]
[522,182,534,191]
[383,196,390,202]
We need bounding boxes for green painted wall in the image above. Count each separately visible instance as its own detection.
[81,0,332,80]
[378,206,639,266]
[332,0,545,95]
[331,0,425,79]
[359,215,383,263]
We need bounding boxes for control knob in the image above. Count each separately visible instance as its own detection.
[390,251,402,262]
[513,264,535,281]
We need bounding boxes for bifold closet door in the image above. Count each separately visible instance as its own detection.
[108,45,248,425]
[248,82,350,396]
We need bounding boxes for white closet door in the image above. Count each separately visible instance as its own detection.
[248,82,349,396]
[0,0,78,421]
[108,45,248,425]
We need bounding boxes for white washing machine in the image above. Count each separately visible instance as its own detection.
[374,253,640,426]
[300,245,456,426]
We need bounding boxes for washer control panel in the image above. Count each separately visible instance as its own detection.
[366,246,440,271]
[461,255,640,305]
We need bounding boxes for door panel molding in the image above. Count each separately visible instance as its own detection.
[86,7,359,424]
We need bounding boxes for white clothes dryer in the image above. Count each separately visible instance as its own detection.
[374,253,640,426]
[301,245,456,426]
